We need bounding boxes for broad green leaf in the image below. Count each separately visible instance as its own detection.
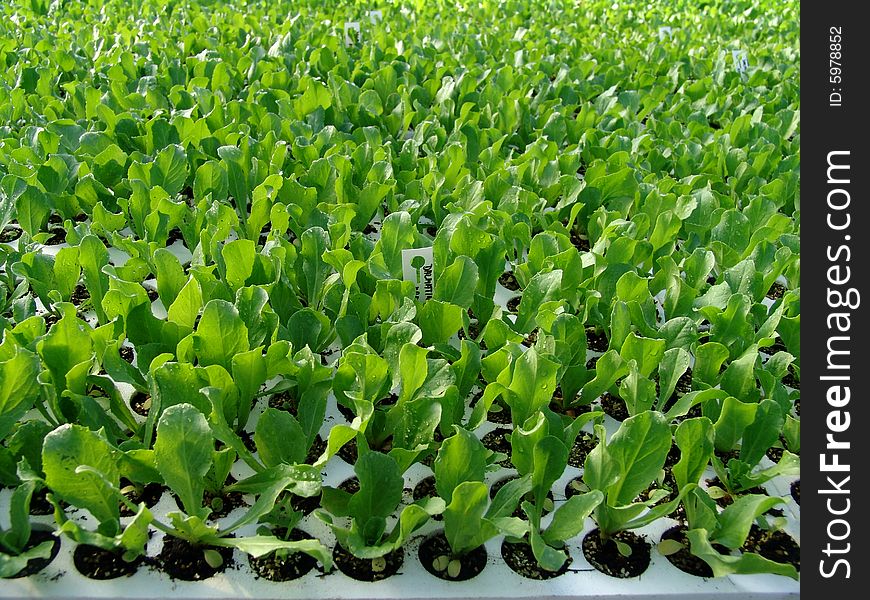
[43,425,120,529]
[154,403,213,520]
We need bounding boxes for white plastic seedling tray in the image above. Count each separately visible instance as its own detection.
[0,386,800,600]
[2,236,799,599]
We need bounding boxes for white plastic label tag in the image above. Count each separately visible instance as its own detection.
[658,26,673,40]
[368,10,382,23]
[344,22,360,46]
[401,247,434,301]
[732,50,748,73]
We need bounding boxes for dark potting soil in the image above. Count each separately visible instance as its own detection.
[765,439,786,463]
[564,476,589,499]
[419,531,486,581]
[521,328,538,348]
[336,436,359,464]
[73,544,142,579]
[585,328,609,352]
[498,271,521,291]
[172,478,246,520]
[412,475,438,501]
[501,538,570,580]
[424,225,437,238]
[793,396,800,416]
[156,536,234,581]
[119,481,164,517]
[338,476,361,495]
[582,529,651,578]
[248,528,318,581]
[0,226,23,242]
[6,528,61,578]
[119,345,135,364]
[238,430,257,453]
[742,525,800,572]
[42,311,60,329]
[782,370,800,390]
[600,392,629,422]
[790,480,800,505]
[663,443,682,470]
[704,477,784,517]
[145,288,159,303]
[766,282,786,300]
[304,434,327,466]
[129,392,151,417]
[43,228,67,245]
[570,231,591,252]
[166,228,185,246]
[204,485,247,520]
[288,489,322,516]
[567,432,598,468]
[28,487,55,516]
[765,339,788,356]
[69,284,91,306]
[506,295,521,313]
[490,475,553,518]
[481,428,513,468]
[486,400,512,425]
[333,544,403,582]
[335,401,356,423]
[267,389,298,415]
[659,525,719,578]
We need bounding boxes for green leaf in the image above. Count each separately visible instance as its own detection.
[686,529,798,580]
[434,256,479,309]
[0,347,42,441]
[167,277,203,329]
[42,425,120,529]
[434,427,487,503]
[152,144,188,196]
[442,481,498,555]
[154,403,213,520]
[418,300,464,345]
[254,408,307,467]
[673,417,714,491]
[193,300,250,371]
[503,347,559,427]
[515,270,562,334]
[542,491,603,545]
[713,397,757,453]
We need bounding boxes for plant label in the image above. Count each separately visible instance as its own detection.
[401,247,434,301]
[732,49,748,74]
[344,22,360,46]
[658,26,673,40]
[368,10,382,24]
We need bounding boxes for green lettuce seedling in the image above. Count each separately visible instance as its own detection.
[511,408,604,571]
[432,427,529,572]
[584,411,683,555]
[666,416,798,579]
[316,450,443,561]
[0,479,55,578]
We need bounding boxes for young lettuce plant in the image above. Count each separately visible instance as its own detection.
[100,403,329,569]
[511,408,604,571]
[316,449,443,565]
[666,417,798,579]
[431,427,529,576]
[707,397,799,501]
[0,480,55,578]
[583,411,684,555]
[41,424,152,561]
